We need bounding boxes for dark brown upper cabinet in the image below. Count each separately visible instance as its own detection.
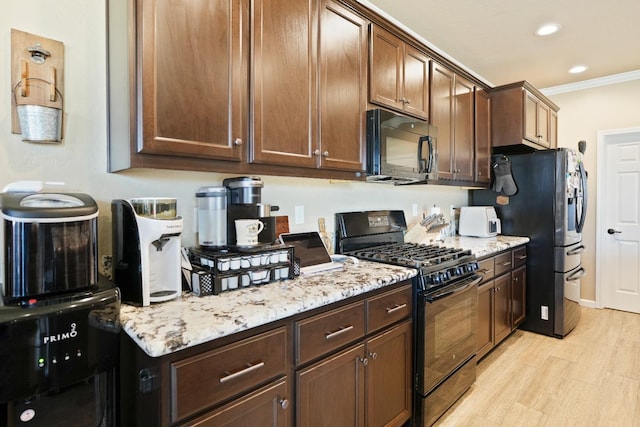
[369,25,430,120]
[491,81,559,152]
[431,62,474,182]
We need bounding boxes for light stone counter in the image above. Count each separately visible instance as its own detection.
[437,235,530,258]
[120,260,418,357]
[120,236,528,358]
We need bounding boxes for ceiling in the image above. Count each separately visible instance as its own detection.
[364,0,640,90]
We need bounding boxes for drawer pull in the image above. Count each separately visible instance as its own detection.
[501,261,512,267]
[517,255,527,260]
[219,361,265,383]
[479,268,494,274]
[385,303,407,314]
[325,325,354,340]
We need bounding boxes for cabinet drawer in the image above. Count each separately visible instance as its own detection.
[513,246,527,268]
[494,251,513,276]
[366,284,412,333]
[477,257,495,283]
[296,301,365,365]
[171,327,288,423]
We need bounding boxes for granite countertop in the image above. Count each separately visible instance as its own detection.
[438,235,530,258]
[120,235,529,358]
[120,260,418,357]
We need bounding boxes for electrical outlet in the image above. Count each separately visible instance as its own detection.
[412,203,418,217]
[294,205,305,225]
[541,305,549,320]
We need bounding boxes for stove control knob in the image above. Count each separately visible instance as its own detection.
[448,267,462,277]
[467,262,479,272]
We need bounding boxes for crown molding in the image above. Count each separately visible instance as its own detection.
[541,70,640,96]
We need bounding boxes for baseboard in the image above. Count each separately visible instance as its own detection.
[580,299,596,308]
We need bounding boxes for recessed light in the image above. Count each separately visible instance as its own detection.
[535,23,561,36]
[569,65,588,74]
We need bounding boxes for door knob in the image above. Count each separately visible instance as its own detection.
[607,228,622,234]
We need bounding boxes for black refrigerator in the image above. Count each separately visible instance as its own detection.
[470,148,588,338]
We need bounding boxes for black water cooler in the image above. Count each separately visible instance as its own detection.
[0,192,120,426]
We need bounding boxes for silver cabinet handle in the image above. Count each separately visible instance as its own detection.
[325,325,354,340]
[219,361,265,383]
[368,352,378,360]
[501,261,512,266]
[517,255,527,260]
[479,269,494,274]
[313,149,321,156]
[233,138,243,146]
[279,398,289,410]
[359,356,368,366]
[385,303,407,314]
[322,151,329,157]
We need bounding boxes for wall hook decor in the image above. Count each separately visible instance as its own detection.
[10,29,64,143]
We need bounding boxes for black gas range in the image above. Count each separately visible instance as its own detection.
[335,210,481,427]
[334,210,478,292]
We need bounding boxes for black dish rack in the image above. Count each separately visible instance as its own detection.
[185,245,296,296]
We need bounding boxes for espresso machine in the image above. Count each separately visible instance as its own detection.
[0,191,120,426]
[111,198,183,306]
[222,177,277,246]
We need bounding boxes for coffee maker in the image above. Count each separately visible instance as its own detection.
[111,198,183,306]
[222,177,277,246]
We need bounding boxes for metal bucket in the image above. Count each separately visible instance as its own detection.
[16,104,62,143]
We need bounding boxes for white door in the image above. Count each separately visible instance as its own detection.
[597,128,640,313]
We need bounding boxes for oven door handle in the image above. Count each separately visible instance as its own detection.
[424,275,482,302]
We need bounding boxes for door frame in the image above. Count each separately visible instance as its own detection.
[595,126,640,308]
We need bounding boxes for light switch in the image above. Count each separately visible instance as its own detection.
[295,205,304,224]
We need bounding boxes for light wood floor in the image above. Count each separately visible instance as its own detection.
[434,306,640,427]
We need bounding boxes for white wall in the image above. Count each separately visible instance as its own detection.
[548,79,640,302]
[0,1,468,280]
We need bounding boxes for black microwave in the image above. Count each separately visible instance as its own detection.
[366,109,438,184]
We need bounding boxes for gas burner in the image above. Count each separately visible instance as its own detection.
[346,243,474,274]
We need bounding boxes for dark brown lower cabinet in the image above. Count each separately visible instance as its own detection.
[183,379,290,426]
[511,266,526,328]
[119,281,413,426]
[476,245,527,360]
[296,320,412,427]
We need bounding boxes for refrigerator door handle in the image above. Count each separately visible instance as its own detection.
[567,245,586,256]
[566,267,586,282]
[576,162,588,233]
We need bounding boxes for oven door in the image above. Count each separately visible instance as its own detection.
[416,275,480,396]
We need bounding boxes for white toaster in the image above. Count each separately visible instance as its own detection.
[458,206,502,237]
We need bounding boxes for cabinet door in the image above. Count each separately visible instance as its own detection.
[402,45,430,120]
[474,88,491,184]
[369,25,404,111]
[549,110,558,148]
[524,91,539,143]
[431,62,455,180]
[139,0,246,161]
[297,344,366,427]
[186,379,290,427]
[476,280,494,360]
[537,101,550,146]
[366,320,412,427]
[511,266,526,328]
[318,0,367,172]
[494,274,512,344]
[251,0,317,167]
[453,75,474,181]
